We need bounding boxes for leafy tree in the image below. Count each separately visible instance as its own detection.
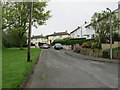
[2,29,27,48]
[113,32,120,41]
[91,10,120,46]
[2,2,51,49]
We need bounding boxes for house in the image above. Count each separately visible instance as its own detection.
[47,31,70,44]
[70,22,95,39]
[84,24,95,39]
[70,25,87,39]
[84,4,120,39]
[70,26,82,38]
[113,6,119,22]
[31,35,47,47]
[118,2,120,34]
[114,8,120,34]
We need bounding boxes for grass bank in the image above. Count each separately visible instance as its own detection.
[2,48,41,88]
[112,47,120,51]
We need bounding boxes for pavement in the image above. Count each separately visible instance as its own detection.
[25,48,118,88]
[63,49,119,64]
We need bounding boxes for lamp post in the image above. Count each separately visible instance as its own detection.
[106,8,112,59]
[118,2,120,50]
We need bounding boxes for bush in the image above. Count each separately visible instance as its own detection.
[91,42,100,49]
[52,38,87,46]
[2,29,27,48]
[74,45,83,53]
[86,41,94,48]
[113,33,120,41]
[82,42,88,48]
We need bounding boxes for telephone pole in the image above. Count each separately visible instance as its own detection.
[106,8,112,59]
[27,2,33,62]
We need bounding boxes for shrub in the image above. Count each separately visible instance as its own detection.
[82,42,88,48]
[52,38,87,46]
[91,42,100,49]
[113,33,120,41]
[74,45,83,53]
[86,41,94,48]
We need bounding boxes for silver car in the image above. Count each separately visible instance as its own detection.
[42,44,49,49]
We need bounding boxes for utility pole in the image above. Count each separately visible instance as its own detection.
[106,8,112,59]
[27,2,33,62]
[118,1,120,34]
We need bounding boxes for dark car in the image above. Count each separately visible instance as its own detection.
[42,44,49,49]
[54,43,63,50]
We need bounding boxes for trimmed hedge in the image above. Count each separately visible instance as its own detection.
[52,38,96,46]
[52,38,87,45]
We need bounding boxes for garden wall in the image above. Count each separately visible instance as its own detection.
[80,48,102,57]
[113,50,120,59]
[64,44,120,59]
[79,48,120,59]
[102,41,120,50]
[63,45,72,50]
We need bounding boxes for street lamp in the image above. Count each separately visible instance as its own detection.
[106,8,112,59]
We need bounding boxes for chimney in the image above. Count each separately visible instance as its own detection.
[78,26,80,29]
[65,30,67,32]
[54,32,56,34]
[85,21,87,24]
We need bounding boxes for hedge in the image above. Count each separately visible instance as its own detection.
[52,38,95,45]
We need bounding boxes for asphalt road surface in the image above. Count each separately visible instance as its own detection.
[26,49,118,88]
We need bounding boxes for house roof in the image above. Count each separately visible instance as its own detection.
[31,35,46,39]
[47,32,70,36]
[70,26,81,34]
[85,23,91,28]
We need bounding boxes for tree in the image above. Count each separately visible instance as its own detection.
[2,2,51,49]
[91,10,120,46]
[2,29,27,48]
[27,2,32,62]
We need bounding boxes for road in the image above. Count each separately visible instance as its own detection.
[26,49,118,88]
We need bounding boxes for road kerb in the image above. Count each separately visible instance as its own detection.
[20,49,43,89]
[64,51,119,64]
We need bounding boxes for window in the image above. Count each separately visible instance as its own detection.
[92,34,95,38]
[77,35,80,37]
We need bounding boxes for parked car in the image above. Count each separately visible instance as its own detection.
[54,43,63,50]
[42,44,50,49]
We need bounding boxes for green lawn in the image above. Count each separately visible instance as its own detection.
[2,48,41,88]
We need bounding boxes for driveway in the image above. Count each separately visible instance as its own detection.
[25,49,118,88]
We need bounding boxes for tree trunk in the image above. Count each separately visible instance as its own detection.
[27,2,32,62]
[20,39,24,50]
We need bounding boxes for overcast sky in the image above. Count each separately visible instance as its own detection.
[32,0,120,36]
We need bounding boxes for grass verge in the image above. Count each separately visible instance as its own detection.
[2,48,41,88]
[112,47,120,51]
